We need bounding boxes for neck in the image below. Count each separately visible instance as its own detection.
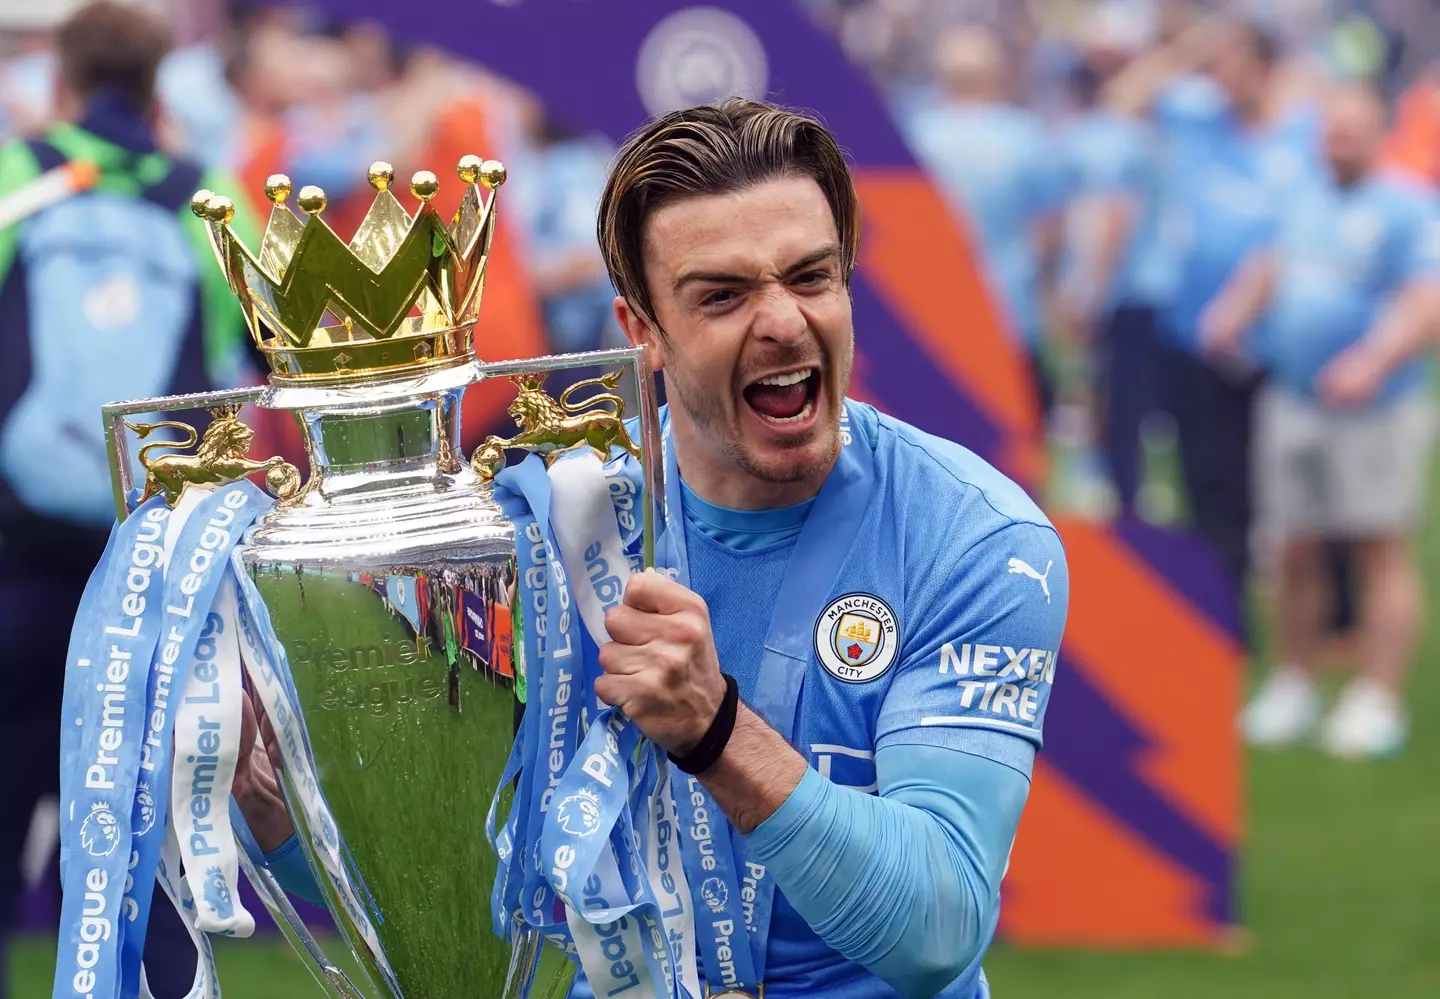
[1332,160,1371,189]
[671,422,834,512]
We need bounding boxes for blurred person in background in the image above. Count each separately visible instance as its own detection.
[1059,3,1170,517]
[1107,13,1321,615]
[902,23,1065,434]
[0,1,74,142]
[1203,80,1440,757]
[0,3,258,992]
[508,103,628,400]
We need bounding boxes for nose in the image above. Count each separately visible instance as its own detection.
[749,283,808,344]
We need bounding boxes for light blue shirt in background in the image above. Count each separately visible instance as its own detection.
[1060,108,1171,314]
[1258,172,1440,403]
[1154,76,1321,353]
[903,100,1066,349]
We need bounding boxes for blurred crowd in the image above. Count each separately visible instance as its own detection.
[3,0,1440,993]
[809,0,1440,769]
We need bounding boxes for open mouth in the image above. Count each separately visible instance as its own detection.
[742,367,821,427]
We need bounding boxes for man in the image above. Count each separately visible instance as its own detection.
[1107,16,1320,608]
[902,24,1065,422]
[0,3,257,994]
[1202,82,1440,758]
[237,98,1068,997]
[1059,8,1171,516]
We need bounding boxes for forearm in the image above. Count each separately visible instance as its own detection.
[1090,200,1137,306]
[1357,280,1440,369]
[1103,22,1211,116]
[1212,252,1279,337]
[696,704,807,835]
[743,747,1028,999]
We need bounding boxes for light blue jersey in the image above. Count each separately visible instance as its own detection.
[1060,109,1170,312]
[263,402,1069,999]
[903,102,1066,347]
[1154,77,1321,351]
[1257,172,1440,403]
[675,402,1066,997]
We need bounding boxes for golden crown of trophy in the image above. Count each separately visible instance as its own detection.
[97,155,666,999]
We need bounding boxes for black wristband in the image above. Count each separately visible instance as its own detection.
[668,674,739,775]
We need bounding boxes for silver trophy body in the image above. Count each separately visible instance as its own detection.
[98,156,665,997]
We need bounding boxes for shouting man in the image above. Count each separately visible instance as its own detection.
[237,99,1068,998]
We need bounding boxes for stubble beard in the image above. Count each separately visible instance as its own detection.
[665,347,850,487]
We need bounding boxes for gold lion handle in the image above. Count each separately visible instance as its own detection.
[126,405,301,507]
[471,369,641,481]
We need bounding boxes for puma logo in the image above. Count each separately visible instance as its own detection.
[1008,558,1053,603]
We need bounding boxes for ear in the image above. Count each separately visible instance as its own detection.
[614,296,665,373]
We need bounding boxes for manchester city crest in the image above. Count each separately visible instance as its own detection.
[815,594,899,683]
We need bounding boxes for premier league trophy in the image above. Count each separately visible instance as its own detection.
[64,154,679,999]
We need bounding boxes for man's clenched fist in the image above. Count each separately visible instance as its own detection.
[597,569,728,755]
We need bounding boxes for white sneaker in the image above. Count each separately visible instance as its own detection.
[1318,679,1407,759]
[1241,667,1320,747]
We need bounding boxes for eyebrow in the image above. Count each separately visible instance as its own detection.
[672,243,843,293]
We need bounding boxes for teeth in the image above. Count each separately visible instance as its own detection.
[766,401,813,425]
[756,369,812,388]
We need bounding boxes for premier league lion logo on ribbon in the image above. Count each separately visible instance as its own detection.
[80,802,120,858]
[203,866,235,920]
[133,784,157,836]
[700,877,729,914]
[555,787,603,837]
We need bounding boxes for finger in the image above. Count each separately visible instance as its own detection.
[604,604,667,647]
[258,710,283,773]
[594,671,648,711]
[598,640,662,677]
[622,570,697,615]
[239,692,258,762]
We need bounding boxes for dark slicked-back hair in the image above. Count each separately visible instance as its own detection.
[598,98,861,329]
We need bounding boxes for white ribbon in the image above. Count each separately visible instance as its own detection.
[546,450,700,999]
[169,574,254,938]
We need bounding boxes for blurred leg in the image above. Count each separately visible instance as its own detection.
[1275,535,1329,676]
[1099,304,1157,515]
[1318,393,1433,757]
[1353,535,1422,691]
[1165,347,1259,597]
[1244,386,1324,745]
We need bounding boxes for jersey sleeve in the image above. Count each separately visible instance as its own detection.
[1399,192,1440,281]
[876,520,1068,775]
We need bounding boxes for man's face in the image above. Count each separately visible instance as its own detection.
[1324,86,1384,182]
[627,175,853,490]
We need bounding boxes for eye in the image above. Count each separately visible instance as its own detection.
[699,289,738,309]
[792,269,831,289]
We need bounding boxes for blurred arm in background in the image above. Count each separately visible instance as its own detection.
[1197,249,1277,362]
[1104,14,1216,117]
[1319,272,1440,407]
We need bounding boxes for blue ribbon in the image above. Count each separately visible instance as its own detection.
[119,483,267,997]
[54,482,269,999]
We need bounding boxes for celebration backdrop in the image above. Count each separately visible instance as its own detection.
[306,0,1247,947]
[20,0,1244,951]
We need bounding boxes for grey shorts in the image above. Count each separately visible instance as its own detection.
[1255,385,1436,536]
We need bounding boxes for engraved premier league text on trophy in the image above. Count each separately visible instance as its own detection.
[54,155,704,999]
